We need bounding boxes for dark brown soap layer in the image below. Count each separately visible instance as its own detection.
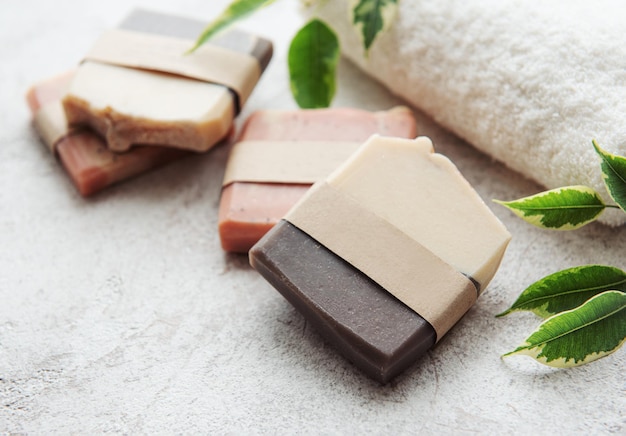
[250,220,437,384]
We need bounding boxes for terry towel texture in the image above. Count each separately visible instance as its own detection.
[310,0,626,225]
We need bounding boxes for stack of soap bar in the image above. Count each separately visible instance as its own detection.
[218,107,417,252]
[250,135,511,383]
[26,72,189,196]
[26,9,272,196]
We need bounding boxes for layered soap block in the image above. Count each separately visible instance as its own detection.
[218,107,417,253]
[26,72,190,196]
[62,9,271,153]
[250,135,511,383]
[26,9,272,196]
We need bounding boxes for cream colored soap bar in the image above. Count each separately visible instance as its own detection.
[250,135,511,383]
[63,61,235,152]
[326,136,510,290]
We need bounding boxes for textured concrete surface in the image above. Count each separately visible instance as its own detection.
[1,1,625,434]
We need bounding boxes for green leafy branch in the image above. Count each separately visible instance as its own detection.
[188,0,398,109]
[495,140,626,368]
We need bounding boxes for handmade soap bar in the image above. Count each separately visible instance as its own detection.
[61,9,272,153]
[26,9,272,196]
[250,135,511,383]
[63,62,235,153]
[218,107,417,253]
[26,72,189,196]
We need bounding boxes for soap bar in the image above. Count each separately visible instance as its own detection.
[26,72,189,196]
[26,9,272,196]
[63,62,235,153]
[250,135,511,383]
[61,9,272,153]
[218,107,417,253]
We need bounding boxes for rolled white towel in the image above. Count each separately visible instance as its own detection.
[308,0,626,225]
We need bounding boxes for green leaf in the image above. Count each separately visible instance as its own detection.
[187,0,276,53]
[350,0,398,52]
[493,186,606,230]
[503,290,626,367]
[497,265,626,318]
[593,139,626,212]
[288,19,339,109]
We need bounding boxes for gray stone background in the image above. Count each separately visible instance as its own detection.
[1,1,624,434]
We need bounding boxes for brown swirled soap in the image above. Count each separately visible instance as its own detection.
[250,135,511,383]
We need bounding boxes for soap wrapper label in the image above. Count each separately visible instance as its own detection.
[84,29,261,112]
[285,181,477,341]
[33,101,77,152]
[222,140,361,186]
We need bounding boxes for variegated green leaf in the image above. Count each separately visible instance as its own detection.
[350,0,398,52]
[497,265,626,318]
[593,139,626,212]
[503,291,626,367]
[187,0,276,53]
[494,186,605,230]
[288,19,339,108]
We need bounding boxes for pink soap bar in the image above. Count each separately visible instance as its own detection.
[218,107,417,253]
[26,72,191,196]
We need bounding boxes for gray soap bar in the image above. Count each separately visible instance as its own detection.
[120,9,273,71]
[119,8,273,113]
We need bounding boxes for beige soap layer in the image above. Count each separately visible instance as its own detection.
[63,61,235,152]
[325,135,511,290]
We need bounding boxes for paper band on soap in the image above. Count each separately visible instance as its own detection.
[286,182,477,341]
[33,101,77,152]
[222,140,361,186]
[84,29,261,113]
